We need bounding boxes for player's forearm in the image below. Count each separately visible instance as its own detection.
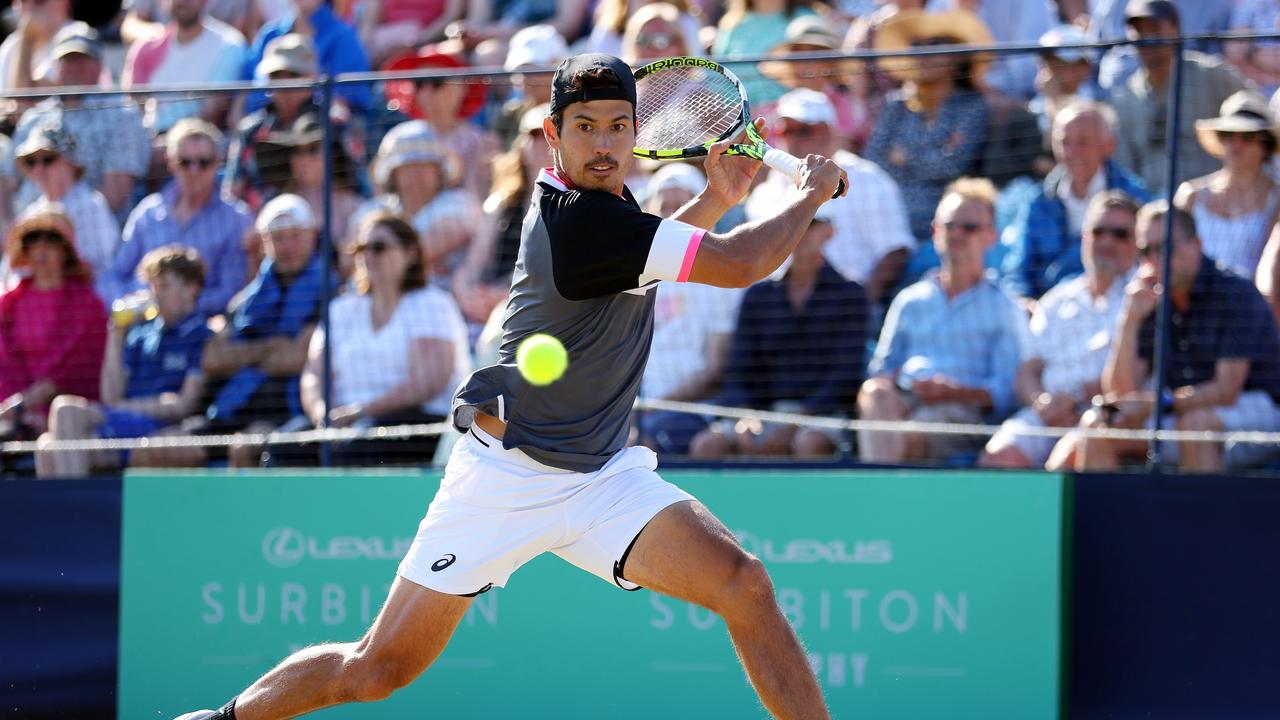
[711,193,825,284]
[671,191,734,232]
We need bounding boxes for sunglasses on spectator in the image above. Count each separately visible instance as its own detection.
[777,123,823,138]
[635,34,676,50]
[911,37,955,48]
[1137,243,1164,257]
[356,240,391,256]
[942,220,988,233]
[1215,130,1267,143]
[1089,225,1132,241]
[21,153,58,169]
[293,144,323,157]
[21,231,66,249]
[177,156,215,170]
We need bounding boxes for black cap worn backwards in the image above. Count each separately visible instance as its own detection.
[550,53,637,116]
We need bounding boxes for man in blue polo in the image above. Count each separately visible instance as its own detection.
[177,53,847,720]
[35,246,212,478]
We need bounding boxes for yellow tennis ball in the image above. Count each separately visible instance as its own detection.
[517,333,568,386]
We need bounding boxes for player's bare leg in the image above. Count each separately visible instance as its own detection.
[622,500,830,720]
[232,577,471,720]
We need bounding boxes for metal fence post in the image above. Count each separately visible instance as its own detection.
[319,74,335,467]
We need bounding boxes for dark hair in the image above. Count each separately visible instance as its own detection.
[551,67,626,131]
[351,211,426,295]
[137,245,207,289]
[1086,190,1141,223]
[1136,199,1198,244]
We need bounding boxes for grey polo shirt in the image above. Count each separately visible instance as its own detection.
[453,167,706,472]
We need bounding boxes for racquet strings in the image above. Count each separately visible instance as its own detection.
[634,65,744,152]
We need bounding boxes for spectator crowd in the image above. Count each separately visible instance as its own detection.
[1,0,1279,477]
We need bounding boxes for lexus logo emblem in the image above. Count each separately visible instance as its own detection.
[431,554,457,571]
[262,527,306,568]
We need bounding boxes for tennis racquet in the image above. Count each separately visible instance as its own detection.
[632,56,845,198]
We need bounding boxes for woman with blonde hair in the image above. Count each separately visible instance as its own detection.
[588,0,704,58]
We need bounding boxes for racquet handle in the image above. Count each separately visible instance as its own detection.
[762,147,846,199]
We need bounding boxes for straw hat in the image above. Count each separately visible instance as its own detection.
[5,200,85,273]
[759,14,861,87]
[872,9,993,84]
[1194,91,1279,158]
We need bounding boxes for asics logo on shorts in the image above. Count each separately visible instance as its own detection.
[431,554,457,571]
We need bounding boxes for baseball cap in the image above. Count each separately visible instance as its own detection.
[1039,24,1094,63]
[256,194,316,234]
[506,25,569,72]
[51,22,103,62]
[257,34,318,77]
[1125,0,1179,28]
[15,122,81,166]
[776,88,837,127]
[780,15,840,50]
[550,54,637,117]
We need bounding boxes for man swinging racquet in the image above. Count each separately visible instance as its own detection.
[176,53,846,720]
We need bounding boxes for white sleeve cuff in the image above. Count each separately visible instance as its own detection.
[638,219,705,285]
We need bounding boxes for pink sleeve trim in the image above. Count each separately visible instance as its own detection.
[676,230,705,283]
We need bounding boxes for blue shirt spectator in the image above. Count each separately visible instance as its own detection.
[869,271,1026,417]
[121,311,212,401]
[1001,158,1150,298]
[242,2,370,113]
[116,184,253,316]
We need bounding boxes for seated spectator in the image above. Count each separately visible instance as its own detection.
[618,2,703,65]
[242,0,371,114]
[264,212,472,465]
[759,14,871,151]
[1109,0,1247,192]
[1174,92,1280,279]
[864,8,990,280]
[356,0,464,66]
[588,0,702,59]
[635,163,745,455]
[114,119,253,316]
[713,0,820,111]
[491,24,567,148]
[0,0,74,92]
[1056,201,1280,472]
[445,0,590,68]
[1225,0,1280,97]
[746,88,914,307]
[843,0,925,126]
[0,205,107,440]
[1001,100,1150,299]
[379,49,495,199]
[1029,24,1102,139]
[360,121,479,284]
[14,123,120,302]
[689,203,869,459]
[454,104,552,324]
[857,178,1026,464]
[121,0,259,45]
[122,0,247,133]
[5,23,150,216]
[257,112,363,267]
[131,194,334,468]
[35,247,212,478]
[980,191,1140,469]
[225,33,323,207]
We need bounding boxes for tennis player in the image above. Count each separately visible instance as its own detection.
[178,53,846,720]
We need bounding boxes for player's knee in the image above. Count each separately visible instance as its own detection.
[343,651,422,703]
[718,552,776,616]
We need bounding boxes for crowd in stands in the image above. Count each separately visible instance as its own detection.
[1,0,1279,478]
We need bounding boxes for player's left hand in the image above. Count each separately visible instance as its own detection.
[703,117,768,207]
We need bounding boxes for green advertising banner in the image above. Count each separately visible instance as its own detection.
[120,469,1062,719]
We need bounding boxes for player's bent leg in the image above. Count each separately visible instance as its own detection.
[622,500,830,720]
[231,576,472,720]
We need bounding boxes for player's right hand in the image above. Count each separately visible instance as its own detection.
[800,154,848,200]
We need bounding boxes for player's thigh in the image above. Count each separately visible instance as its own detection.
[353,575,473,678]
[621,500,759,610]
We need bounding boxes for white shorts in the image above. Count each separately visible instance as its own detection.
[398,425,694,596]
[987,406,1074,466]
